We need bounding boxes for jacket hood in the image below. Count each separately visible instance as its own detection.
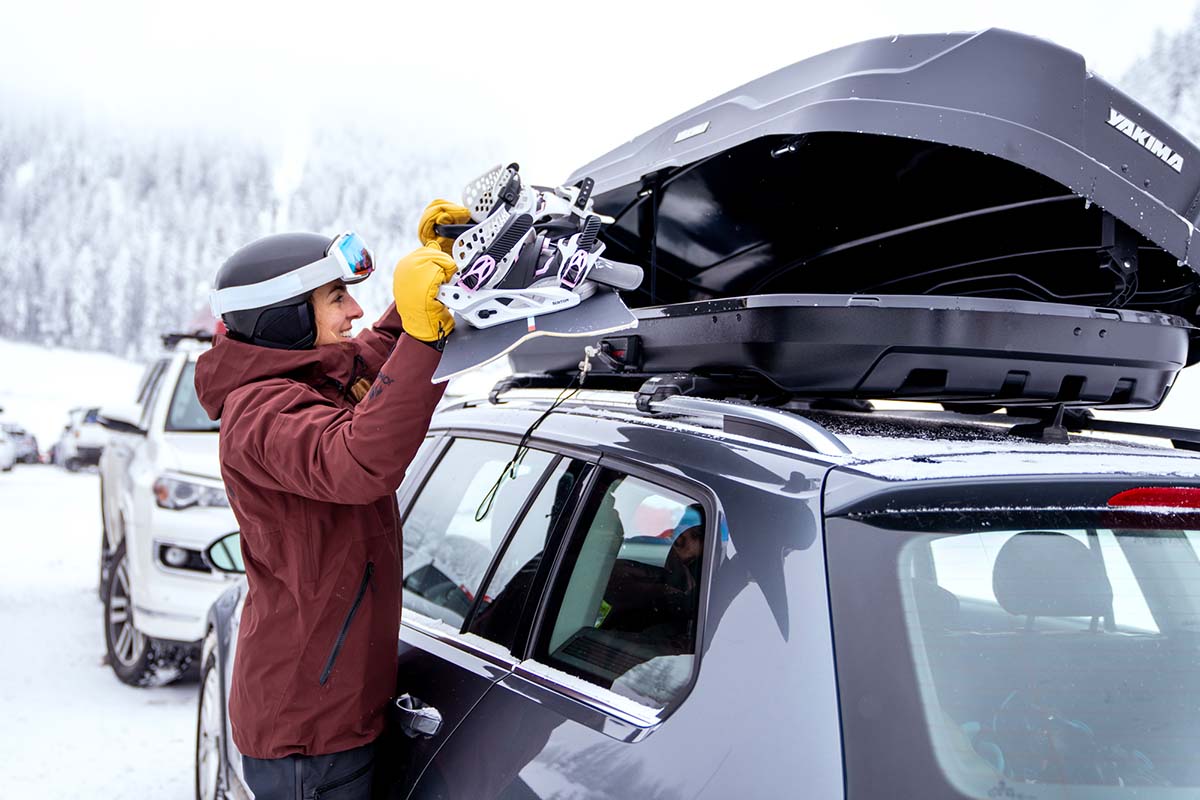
[195,334,368,420]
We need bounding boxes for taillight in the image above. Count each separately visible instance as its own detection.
[1108,487,1200,508]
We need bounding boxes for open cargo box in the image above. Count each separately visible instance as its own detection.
[509,29,1200,408]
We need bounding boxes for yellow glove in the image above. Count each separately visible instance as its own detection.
[393,244,458,343]
[418,199,473,255]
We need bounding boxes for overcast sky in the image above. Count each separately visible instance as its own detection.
[3,0,1197,180]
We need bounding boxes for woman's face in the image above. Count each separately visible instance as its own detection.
[311,280,364,346]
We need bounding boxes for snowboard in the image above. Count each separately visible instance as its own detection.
[432,289,637,383]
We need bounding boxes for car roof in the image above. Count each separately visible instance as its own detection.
[434,391,1200,482]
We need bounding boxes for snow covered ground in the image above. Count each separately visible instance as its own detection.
[0,465,195,799]
[0,339,192,798]
[0,338,146,453]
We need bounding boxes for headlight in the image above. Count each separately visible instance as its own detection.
[153,474,230,510]
[157,543,211,572]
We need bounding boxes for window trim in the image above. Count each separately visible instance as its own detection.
[513,659,663,729]
[401,608,521,672]
[522,454,720,722]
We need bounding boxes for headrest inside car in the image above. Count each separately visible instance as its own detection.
[991,531,1113,619]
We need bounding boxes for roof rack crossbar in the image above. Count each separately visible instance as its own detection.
[1073,416,1200,453]
[161,331,214,350]
[1003,406,1200,452]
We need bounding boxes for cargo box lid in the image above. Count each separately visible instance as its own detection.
[569,28,1200,344]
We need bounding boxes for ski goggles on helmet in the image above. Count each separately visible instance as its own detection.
[210,232,374,316]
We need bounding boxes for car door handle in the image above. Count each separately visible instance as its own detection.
[394,694,443,738]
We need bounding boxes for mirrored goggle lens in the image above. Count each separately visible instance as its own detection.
[336,233,374,278]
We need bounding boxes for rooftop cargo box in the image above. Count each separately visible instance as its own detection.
[509,29,1200,408]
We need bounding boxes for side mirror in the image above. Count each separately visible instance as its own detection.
[205,532,244,574]
[97,403,146,436]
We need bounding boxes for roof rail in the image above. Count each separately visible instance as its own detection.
[650,395,852,456]
[487,380,851,457]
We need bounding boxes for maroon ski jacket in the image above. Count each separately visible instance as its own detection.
[194,305,445,759]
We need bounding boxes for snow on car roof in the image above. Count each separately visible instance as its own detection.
[801,409,1200,479]
[847,450,1200,482]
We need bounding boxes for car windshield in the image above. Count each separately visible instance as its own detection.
[165,362,219,433]
[826,508,1200,798]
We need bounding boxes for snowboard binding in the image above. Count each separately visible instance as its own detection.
[435,163,643,329]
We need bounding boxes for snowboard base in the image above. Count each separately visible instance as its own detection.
[433,289,638,383]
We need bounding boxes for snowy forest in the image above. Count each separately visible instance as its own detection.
[1,14,1198,359]
[0,100,504,358]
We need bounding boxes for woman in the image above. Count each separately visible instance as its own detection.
[195,201,470,799]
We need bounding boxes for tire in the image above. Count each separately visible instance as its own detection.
[99,481,112,602]
[195,630,228,800]
[65,457,81,473]
[103,540,195,687]
[98,528,109,602]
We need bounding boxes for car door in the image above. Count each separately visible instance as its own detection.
[407,463,717,800]
[383,436,594,797]
[101,357,168,552]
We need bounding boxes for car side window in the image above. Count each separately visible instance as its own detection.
[164,362,220,432]
[465,457,590,653]
[402,439,555,630]
[135,359,168,405]
[139,359,172,430]
[535,470,706,711]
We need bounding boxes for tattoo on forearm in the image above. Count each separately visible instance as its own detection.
[367,372,394,402]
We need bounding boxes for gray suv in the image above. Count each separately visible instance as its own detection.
[200,393,1200,799]
[197,28,1200,800]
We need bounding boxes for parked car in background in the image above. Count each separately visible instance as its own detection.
[97,332,240,687]
[54,406,107,471]
[2,423,39,464]
[0,430,15,472]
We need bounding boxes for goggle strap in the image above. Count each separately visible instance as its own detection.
[210,256,343,316]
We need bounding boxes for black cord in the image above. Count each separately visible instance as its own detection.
[474,373,582,522]
[649,185,659,305]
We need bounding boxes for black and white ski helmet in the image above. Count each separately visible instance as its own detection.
[210,231,374,350]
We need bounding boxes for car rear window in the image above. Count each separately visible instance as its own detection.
[826,509,1200,798]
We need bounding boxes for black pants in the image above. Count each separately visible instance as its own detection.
[243,741,375,800]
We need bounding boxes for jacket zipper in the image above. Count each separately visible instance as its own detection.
[319,562,374,686]
[312,760,372,799]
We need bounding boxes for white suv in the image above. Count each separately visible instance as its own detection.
[54,406,108,470]
[98,333,240,687]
